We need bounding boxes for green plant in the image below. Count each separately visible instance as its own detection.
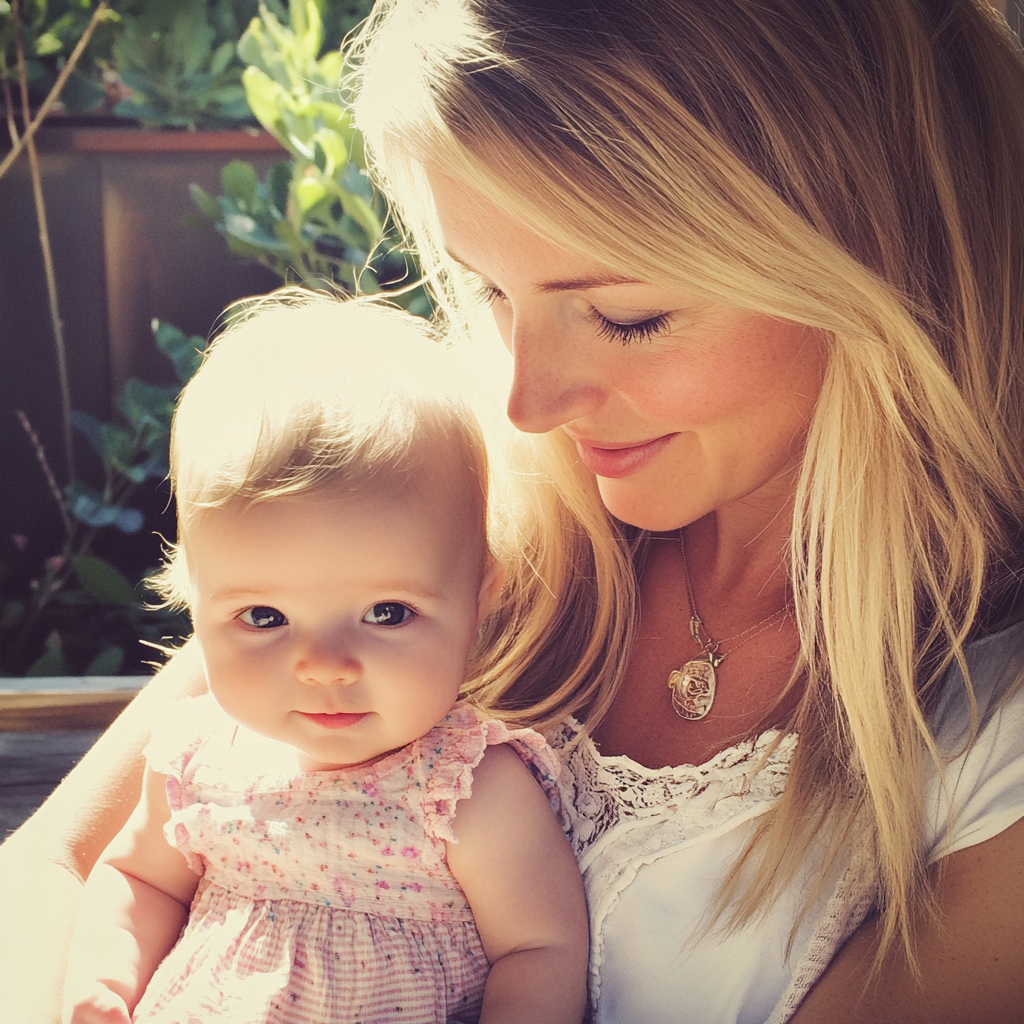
[1,0,376,129]
[0,320,200,676]
[0,0,119,116]
[190,0,428,312]
[110,0,252,129]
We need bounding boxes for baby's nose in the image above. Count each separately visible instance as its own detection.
[295,640,361,686]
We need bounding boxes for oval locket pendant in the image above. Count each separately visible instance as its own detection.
[667,655,719,720]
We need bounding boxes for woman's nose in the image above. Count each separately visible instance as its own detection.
[504,316,604,433]
[295,638,361,687]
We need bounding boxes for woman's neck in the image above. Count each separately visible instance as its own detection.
[679,505,792,634]
[594,498,801,770]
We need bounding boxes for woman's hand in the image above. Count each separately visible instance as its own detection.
[62,983,132,1024]
[0,638,206,1024]
[792,815,1024,1024]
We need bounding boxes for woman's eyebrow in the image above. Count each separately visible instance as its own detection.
[444,248,640,292]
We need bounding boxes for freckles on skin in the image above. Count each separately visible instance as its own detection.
[426,165,829,530]
[592,314,827,531]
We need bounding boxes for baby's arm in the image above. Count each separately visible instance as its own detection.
[447,744,589,1024]
[62,766,200,1024]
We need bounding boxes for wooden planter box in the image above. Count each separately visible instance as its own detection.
[0,674,148,731]
[0,126,285,582]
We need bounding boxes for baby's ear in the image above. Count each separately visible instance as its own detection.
[476,559,505,625]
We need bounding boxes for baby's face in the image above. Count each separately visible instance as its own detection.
[186,475,493,771]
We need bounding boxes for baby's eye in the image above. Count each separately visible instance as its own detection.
[239,606,288,629]
[362,602,416,627]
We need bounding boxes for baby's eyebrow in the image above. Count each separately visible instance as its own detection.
[444,248,639,293]
[366,584,443,603]
[207,587,271,603]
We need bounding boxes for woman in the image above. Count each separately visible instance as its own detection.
[3,0,1023,1021]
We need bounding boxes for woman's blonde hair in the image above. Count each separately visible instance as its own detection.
[351,0,1024,965]
[154,290,490,609]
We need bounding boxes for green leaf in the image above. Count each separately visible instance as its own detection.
[26,646,71,677]
[293,173,328,216]
[313,100,349,134]
[70,410,106,459]
[209,39,236,78]
[268,162,292,215]
[312,129,347,177]
[33,31,64,57]
[339,191,383,242]
[189,183,221,220]
[65,482,145,534]
[117,379,177,434]
[74,555,137,608]
[242,65,287,136]
[0,600,24,629]
[221,160,258,205]
[85,645,125,676]
[152,319,204,383]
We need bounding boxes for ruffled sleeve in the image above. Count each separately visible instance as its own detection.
[142,693,223,875]
[419,703,562,843]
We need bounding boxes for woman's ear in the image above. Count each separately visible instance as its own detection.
[476,558,505,626]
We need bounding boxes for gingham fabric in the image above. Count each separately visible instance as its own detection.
[133,697,560,1024]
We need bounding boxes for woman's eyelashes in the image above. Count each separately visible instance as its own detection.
[362,602,416,626]
[466,278,671,345]
[240,606,288,629]
[468,281,508,310]
[586,307,672,345]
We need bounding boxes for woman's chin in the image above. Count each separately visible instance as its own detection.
[595,477,702,533]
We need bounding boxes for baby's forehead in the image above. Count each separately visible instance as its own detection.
[341,443,486,537]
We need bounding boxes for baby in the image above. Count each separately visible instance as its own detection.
[62,295,588,1024]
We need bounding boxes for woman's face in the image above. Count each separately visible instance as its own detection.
[429,170,828,532]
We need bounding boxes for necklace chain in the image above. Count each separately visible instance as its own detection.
[679,532,789,658]
[667,530,789,721]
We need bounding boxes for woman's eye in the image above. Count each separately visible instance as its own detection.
[362,602,415,627]
[239,606,288,629]
[589,308,672,345]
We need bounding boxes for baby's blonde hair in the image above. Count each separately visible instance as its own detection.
[350,0,1024,969]
[155,290,489,609]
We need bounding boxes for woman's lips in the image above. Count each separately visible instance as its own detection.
[299,712,368,730]
[571,434,676,478]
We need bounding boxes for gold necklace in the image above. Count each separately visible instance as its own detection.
[667,531,789,721]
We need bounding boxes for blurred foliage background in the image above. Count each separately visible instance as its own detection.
[1,0,435,677]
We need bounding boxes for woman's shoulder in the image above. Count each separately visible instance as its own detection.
[924,618,1024,864]
[931,617,1024,746]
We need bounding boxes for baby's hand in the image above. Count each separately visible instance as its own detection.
[63,982,133,1024]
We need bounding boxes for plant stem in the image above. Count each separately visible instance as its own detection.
[0,2,110,183]
[11,0,75,484]
[2,77,19,147]
[15,410,73,536]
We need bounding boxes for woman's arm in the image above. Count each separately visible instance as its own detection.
[791,815,1024,1024]
[62,766,200,1024]
[0,638,206,1024]
[446,744,590,1024]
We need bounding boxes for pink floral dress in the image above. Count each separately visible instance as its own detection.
[132,696,561,1024]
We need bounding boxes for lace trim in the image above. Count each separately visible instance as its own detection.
[764,843,878,1024]
[546,720,798,1009]
[547,719,796,865]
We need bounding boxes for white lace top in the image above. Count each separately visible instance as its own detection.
[545,620,1024,1024]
